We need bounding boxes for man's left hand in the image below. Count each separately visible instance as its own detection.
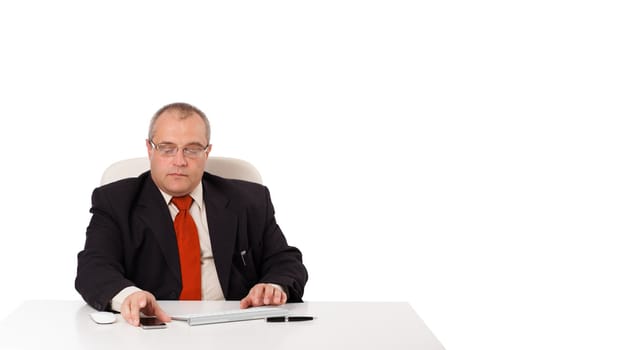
[240,283,287,308]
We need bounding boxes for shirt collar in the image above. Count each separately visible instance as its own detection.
[158,182,204,210]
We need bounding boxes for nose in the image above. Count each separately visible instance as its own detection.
[172,148,188,167]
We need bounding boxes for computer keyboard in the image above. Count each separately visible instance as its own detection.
[171,306,290,326]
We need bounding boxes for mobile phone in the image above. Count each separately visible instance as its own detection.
[140,317,167,329]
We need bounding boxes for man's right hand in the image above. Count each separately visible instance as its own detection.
[120,290,172,326]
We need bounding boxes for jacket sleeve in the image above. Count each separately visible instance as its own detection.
[75,187,135,310]
[256,186,308,301]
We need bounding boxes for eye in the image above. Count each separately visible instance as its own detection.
[186,147,204,154]
[158,144,177,154]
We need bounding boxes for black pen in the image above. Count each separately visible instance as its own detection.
[266,316,315,322]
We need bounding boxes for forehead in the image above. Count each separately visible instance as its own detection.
[153,110,207,143]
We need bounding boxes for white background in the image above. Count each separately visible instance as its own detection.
[1,1,627,349]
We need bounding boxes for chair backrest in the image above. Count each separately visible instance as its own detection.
[100,157,263,185]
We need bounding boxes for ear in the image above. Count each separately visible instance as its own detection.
[206,144,213,156]
[145,139,153,159]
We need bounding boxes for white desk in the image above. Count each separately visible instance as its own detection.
[0,300,445,350]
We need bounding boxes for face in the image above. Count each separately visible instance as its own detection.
[146,110,212,197]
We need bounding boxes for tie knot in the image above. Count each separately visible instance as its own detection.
[171,195,193,211]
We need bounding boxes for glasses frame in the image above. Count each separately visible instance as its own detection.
[149,140,209,159]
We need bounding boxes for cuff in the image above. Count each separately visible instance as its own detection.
[110,286,142,312]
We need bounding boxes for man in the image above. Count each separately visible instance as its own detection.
[75,102,307,326]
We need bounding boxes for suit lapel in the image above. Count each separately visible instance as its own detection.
[202,175,238,297]
[135,175,182,284]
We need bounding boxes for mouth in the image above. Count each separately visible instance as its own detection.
[168,172,188,177]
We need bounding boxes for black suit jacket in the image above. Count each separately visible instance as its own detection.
[75,171,307,311]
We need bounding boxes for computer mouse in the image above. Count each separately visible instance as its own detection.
[90,311,117,324]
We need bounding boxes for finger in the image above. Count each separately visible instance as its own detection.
[250,285,264,306]
[152,302,172,322]
[240,286,257,309]
[142,296,159,317]
[272,288,283,305]
[129,296,142,326]
[121,298,133,325]
[240,295,252,309]
[271,287,286,305]
[263,285,275,305]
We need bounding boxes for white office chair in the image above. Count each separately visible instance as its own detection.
[100,157,263,186]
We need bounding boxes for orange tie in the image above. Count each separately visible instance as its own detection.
[171,195,202,300]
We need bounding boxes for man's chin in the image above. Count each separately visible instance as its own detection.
[164,182,192,197]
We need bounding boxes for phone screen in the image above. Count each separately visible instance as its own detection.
[140,317,167,329]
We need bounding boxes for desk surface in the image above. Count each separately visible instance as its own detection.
[0,300,445,350]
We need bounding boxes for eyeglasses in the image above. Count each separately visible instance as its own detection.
[149,140,209,159]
